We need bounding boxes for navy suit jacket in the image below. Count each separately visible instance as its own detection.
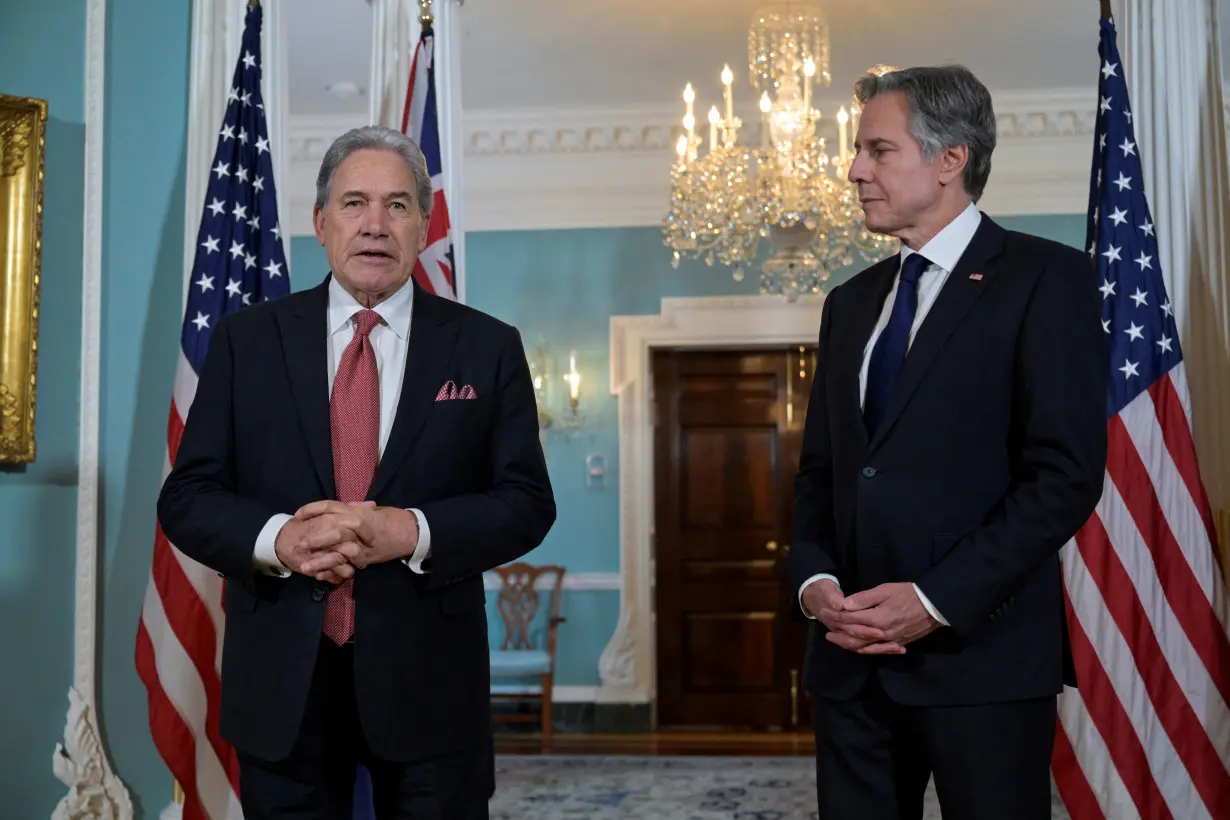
[788,216,1106,706]
[157,276,556,762]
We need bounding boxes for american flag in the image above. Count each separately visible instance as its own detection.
[1050,15,1230,819]
[134,4,288,818]
[401,20,456,300]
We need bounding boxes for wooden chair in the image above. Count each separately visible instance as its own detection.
[488,562,567,749]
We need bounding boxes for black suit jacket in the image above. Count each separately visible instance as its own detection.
[157,276,556,762]
[788,214,1107,707]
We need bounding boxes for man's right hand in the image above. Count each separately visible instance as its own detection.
[274,513,366,584]
[801,579,905,655]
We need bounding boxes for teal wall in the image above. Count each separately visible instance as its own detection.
[98,2,194,819]
[0,1,86,817]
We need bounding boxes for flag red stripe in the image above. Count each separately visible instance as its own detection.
[1105,417,1230,705]
[1063,581,1170,818]
[168,400,185,465]
[135,620,209,820]
[1052,719,1107,820]
[1149,375,1221,552]
[151,523,239,794]
[1076,513,1230,812]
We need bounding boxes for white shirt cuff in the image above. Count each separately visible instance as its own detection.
[403,508,431,574]
[253,513,293,577]
[798,573,840,619]
[912,583,949,626]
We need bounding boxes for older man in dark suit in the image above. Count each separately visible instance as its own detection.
[158,125,555,819]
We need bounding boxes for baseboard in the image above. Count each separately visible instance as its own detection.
[490,684,598,702]
[490,693,653,734]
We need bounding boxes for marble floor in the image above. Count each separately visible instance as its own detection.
[489,755,1073,819]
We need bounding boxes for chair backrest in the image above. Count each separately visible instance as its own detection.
[491,562,566,651]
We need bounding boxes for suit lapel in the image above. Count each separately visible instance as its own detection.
[367,283,461,500]
[867,215,1007,453]
[840,256,900,451]
[277,277,336,499]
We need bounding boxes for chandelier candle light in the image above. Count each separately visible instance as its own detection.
[663,3,895,300]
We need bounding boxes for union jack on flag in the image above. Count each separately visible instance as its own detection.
[134,4,288,818]
[401,21,456,300]
[1049,14,1230,819]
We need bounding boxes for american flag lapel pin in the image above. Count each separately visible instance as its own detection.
[969,272,983,281]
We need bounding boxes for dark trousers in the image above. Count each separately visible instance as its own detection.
[813,674,1056,820]
[237,638,492,819]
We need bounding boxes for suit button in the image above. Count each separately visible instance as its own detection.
[311,588,326,602]
[861,466,877,478]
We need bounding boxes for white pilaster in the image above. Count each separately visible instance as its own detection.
[1120,0,1230,511]
[368,0,420,129]
[52,0,134,816]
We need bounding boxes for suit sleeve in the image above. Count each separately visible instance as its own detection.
[916,247,1108,637]
[788,291,842,609]
[157,317,284,592]
[416,327,557,589]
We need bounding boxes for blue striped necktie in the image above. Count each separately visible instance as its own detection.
[863,252,931,435]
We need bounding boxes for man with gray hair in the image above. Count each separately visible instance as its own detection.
[158,125,556,818]
[788,65,1106,818]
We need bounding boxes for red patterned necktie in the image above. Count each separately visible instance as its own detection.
[323,308,382,645]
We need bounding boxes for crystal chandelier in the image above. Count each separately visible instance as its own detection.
[662,3,896,301]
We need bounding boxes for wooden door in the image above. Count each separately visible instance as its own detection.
[653,346,817,731]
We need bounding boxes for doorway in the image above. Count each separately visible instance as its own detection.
[652,346,817,731]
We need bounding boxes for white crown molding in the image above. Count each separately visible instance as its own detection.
[483,571,621,592]
[282,86,1215,236]
[599,295,826,705]
[52,0,134,818]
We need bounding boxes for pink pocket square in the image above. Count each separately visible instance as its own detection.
[435,380,477,401]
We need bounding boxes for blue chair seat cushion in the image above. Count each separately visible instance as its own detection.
[489,649,552,677]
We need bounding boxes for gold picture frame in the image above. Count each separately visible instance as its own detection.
[0,93,46,463]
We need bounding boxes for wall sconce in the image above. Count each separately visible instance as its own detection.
[524,344,586,441]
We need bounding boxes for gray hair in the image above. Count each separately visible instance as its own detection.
[314,125,434,217]
[854,65,996,202]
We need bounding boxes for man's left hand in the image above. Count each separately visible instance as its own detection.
[293,501,419,579]
[833,582,940,653]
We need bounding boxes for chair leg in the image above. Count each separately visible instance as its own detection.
[541,674,553,751]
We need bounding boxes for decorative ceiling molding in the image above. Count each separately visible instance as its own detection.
[283,89,1228,235]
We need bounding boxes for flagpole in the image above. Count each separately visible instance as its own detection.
[1100,0,1111,19]
[435,0,466,303]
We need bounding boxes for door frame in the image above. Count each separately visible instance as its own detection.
[600,294,827,723]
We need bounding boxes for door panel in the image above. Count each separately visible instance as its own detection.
[654,347,817,730]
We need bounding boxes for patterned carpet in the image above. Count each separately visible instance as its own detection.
[490,755,1072,819]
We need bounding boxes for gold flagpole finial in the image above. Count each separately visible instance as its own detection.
[418,0,434,26]
[249,0,260,7]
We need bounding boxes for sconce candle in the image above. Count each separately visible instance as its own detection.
[565,351,581,404]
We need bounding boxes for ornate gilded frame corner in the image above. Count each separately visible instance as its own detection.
[0,93,47,463]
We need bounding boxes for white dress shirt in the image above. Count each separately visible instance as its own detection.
[252,276,432,576]
[799,203,984,626]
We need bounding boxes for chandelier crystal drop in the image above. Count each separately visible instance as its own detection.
[662,3,897,301]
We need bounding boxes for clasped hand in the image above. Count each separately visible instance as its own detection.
[801,579,940,655]
[273,500,418,584]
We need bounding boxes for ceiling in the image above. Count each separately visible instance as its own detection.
[286,0,1230,116]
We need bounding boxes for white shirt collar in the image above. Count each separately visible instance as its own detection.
[900,202,982,273]
[327,275,414,340]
